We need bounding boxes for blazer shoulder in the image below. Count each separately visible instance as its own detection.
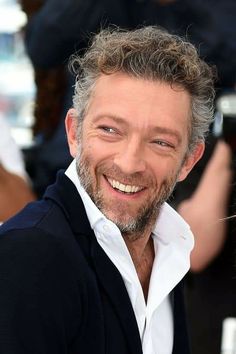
[0,198,53,233]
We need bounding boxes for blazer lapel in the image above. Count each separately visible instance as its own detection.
[172,281,190,354]
[90,235,143,354]
[44,171,142,354]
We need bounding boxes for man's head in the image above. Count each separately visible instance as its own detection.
[66,26,215,238]
[70,26,215,152]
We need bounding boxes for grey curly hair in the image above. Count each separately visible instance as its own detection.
[70,26,216,152]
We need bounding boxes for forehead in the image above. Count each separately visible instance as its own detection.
[85,73,191,135]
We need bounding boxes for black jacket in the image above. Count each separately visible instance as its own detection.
[0,172,190,353]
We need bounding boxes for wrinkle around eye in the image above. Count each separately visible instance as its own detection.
[98,126,117,134]
[152,140,175,148]
[97,125,122,141]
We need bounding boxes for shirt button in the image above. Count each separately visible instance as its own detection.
[180,235,187,240]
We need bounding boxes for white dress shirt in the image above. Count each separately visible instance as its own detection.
[65,159,194,354]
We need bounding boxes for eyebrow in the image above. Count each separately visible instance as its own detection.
[150,126,182,144]
[93,114,182,143]
[93,114,128,126]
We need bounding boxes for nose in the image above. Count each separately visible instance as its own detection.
[113,137,146,175]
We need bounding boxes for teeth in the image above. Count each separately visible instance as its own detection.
[125,185,132,193]
[107,178,142,194]
[119,183,126,192]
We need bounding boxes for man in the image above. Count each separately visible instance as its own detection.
[0,27,215,354]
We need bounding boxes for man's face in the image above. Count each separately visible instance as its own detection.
[66,73,204,236]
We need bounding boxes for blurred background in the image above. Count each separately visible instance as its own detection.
[0,0,35,148]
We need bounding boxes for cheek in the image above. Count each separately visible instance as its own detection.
[151,160,173,177]
[151,158,182,186]
[80,144,105,182]
[83,136,115,165]
[83,134,108,157]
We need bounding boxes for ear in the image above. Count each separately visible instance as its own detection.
[65,108,79,158]
[178,141,205,182]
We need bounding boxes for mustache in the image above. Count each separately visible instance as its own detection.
[76,142,153,186]
[96,163,154,187]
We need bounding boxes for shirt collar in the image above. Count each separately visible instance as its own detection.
[65,159,114,229]
[152,200,194,251]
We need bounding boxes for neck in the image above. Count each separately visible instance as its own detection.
[123,226,155,301]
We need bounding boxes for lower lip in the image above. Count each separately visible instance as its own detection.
[103,176,146,200]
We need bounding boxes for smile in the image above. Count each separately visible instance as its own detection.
[107,177,144,194]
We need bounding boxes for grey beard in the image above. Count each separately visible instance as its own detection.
[112,180,176,239]
[76,151,178,240]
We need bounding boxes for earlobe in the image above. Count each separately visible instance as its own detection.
[65,108,78,158]
[178,142,205,182]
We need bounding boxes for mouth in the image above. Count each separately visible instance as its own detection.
[106,177,145,195]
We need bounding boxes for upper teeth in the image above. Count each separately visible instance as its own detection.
[107,178,142,193]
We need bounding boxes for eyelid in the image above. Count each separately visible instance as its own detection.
[98,125,119,134]
[152,139,175,148]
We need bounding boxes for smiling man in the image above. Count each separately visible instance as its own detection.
[0,27,215,354]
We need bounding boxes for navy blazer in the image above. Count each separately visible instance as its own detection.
[0,172,190,354]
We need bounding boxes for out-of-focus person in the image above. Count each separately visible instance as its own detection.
[134,0,236,91]
[172,131,236,354]
[177,140,233,272]
[19,0,133,197]
[0,116,35,222]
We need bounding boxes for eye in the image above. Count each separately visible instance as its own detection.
[98,126,117,134]
[97,125,122,141]
[152,140,174,149]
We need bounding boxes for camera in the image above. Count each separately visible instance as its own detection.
[213,92,236,152]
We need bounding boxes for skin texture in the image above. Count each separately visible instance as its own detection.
[66,73,204,293]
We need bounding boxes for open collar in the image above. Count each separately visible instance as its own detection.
[44,170,143,354]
